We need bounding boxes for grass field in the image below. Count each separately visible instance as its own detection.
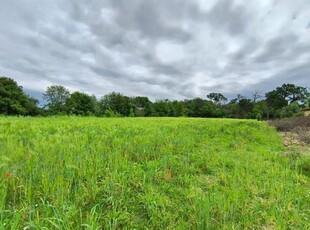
[0,117,309,229]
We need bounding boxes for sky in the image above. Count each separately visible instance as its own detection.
[0,0,310,101]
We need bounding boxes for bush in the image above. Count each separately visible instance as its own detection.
[103,108,121,117]
[280,102,302,118]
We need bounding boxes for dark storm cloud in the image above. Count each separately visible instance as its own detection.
[0,0,309,101]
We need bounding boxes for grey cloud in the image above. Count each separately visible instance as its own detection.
[269,63,310,85]
[254,34,298,63]
[206,0,248,36]
[91,67,123,81]
[0,0,310,101]
[230,38,260,61]
[250,63,310,96]
[109,0,193,42]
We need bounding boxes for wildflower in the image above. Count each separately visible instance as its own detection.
[4,173,11,179]
[25,153,30,158]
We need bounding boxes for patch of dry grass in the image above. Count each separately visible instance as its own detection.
[269,116,310,144]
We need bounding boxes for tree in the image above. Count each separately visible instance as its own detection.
[252,90,262,103]
[153,99,171,117]
[265,90,288,111]
[144,101,155,117]
[132,96,151,108]
[280,102,302,118]
[99,92,133,116]
[227,95,254,118]
[66,92,97,116]
[266,84,309,108]
[129,108,135,117]
[252,100,269,119]
[207,93,227,105]
[265,84,309,117]
[185,98,207,117]
[280,84,309,103]
[43,85,70,115]
[132,96,151,116]
[0,77,39,115]
[171,100,186,117]
[238,98,254,118]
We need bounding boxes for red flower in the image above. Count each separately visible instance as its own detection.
[25,153,30,158]
[4,173,11,179]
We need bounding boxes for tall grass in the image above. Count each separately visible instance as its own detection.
[0,117,309,229]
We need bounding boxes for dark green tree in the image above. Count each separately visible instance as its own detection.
[171,100,187,117]
[99,92,132,116]
[265,84,309,117]
[226,95,254,118]
[266,84,309,109]
[185,98,206,117]
[132,96,151,117]
[238,98,254,118]
[144,101,155,117]
[280,84,309,103]
[0,77,39,115]
[153,99,171,117]
[43,85,70,115]
[66,92,97,116]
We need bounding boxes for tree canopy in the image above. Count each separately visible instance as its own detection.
[66,92,97,116]
[1,76,309,119]
[0,77,39,115]
[43,85,70,115]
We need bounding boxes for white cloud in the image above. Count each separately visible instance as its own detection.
[156,41,186,63]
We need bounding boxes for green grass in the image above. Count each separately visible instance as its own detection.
[0,117,309,229]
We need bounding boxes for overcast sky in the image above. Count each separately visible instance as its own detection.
[0,0,310,101]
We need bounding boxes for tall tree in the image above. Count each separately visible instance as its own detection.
[266,84,309,109]
[43,85,70,115]
[252,90,262,103]
[0,77,39,115]
[207,93,227,105]
[280,83,309,103]
[227,95,254,118]
[265,90,288,111]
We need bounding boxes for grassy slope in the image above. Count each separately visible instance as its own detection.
[0,117,309,229]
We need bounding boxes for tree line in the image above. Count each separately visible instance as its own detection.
[1,76,309,119]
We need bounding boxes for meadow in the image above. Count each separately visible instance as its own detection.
[0,117,309,229]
